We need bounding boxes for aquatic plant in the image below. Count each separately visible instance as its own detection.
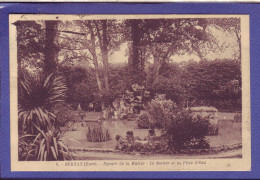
[86,125,111,142]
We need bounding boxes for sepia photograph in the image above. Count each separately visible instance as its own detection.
[9,14,250,171]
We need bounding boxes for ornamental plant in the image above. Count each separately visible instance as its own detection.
[18,71,72,161]
[18,72,67,134]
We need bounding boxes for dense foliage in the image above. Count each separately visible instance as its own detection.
[16,18,241,112]
[57,59,241,112]
[181,59,241,111]
[137,113,150,129]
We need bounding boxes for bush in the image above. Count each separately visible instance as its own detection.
[162,109,210,152]
[183,138,210,150]
[146,94,177,128]
[86,125,111,142]
[115,133,170,154]
[54,102,77,128]
[137,113,150,129]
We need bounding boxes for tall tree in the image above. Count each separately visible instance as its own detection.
[129,19,142,72]
[94,20,110,90]
[130,19,211,85]
[44,21,59,73]
[86,21,104,92]
[124,19,148,84]
[57,19,125,93]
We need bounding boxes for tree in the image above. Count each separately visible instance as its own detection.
[181,59,241,110]
[44,21,59,73]
[124,19,215,86]
[86,21,104,92]
[57,19,126,94]
[129,20,143,73]
[207,18,241,60]
[151,62,185,105]
[14,21,45,73]
[94,20,109,90]
[14,20,60,74]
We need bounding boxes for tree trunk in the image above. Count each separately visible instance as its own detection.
[101,20,110,90]
[44,21,58,73]
[131,20,140,72]
[151,45,173,83]
[88,21,103,92]
[152,54,162,83]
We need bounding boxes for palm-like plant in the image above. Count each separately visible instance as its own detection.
[18,72,67,135]
[18,71,72,161]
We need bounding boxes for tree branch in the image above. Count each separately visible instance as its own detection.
[44,29,86,36]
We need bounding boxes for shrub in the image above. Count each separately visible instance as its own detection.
[162,109,210,152]
[137,113,150,129]
[86,125,111,142]
[115,133,170,154]
[146,94,177,128]
[183,138,210,150]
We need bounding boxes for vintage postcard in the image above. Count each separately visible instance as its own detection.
[9,14,250,171]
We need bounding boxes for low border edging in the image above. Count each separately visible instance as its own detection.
[69,143,242,155]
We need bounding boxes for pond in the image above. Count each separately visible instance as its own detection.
[206,112,242,147]
[62,117,241,150]
[62,113,242,149]
[62,120,161,149]
[206,120,241,147]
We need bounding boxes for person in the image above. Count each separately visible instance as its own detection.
[144,129,155,141]
[126,131,134,143]
[115,135,127,150]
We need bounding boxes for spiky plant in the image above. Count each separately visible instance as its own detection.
[18,72,67,135]
[18,71,72,161]
[18,124,74,161]
[33,124,73,161]
[86,125,111,142]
